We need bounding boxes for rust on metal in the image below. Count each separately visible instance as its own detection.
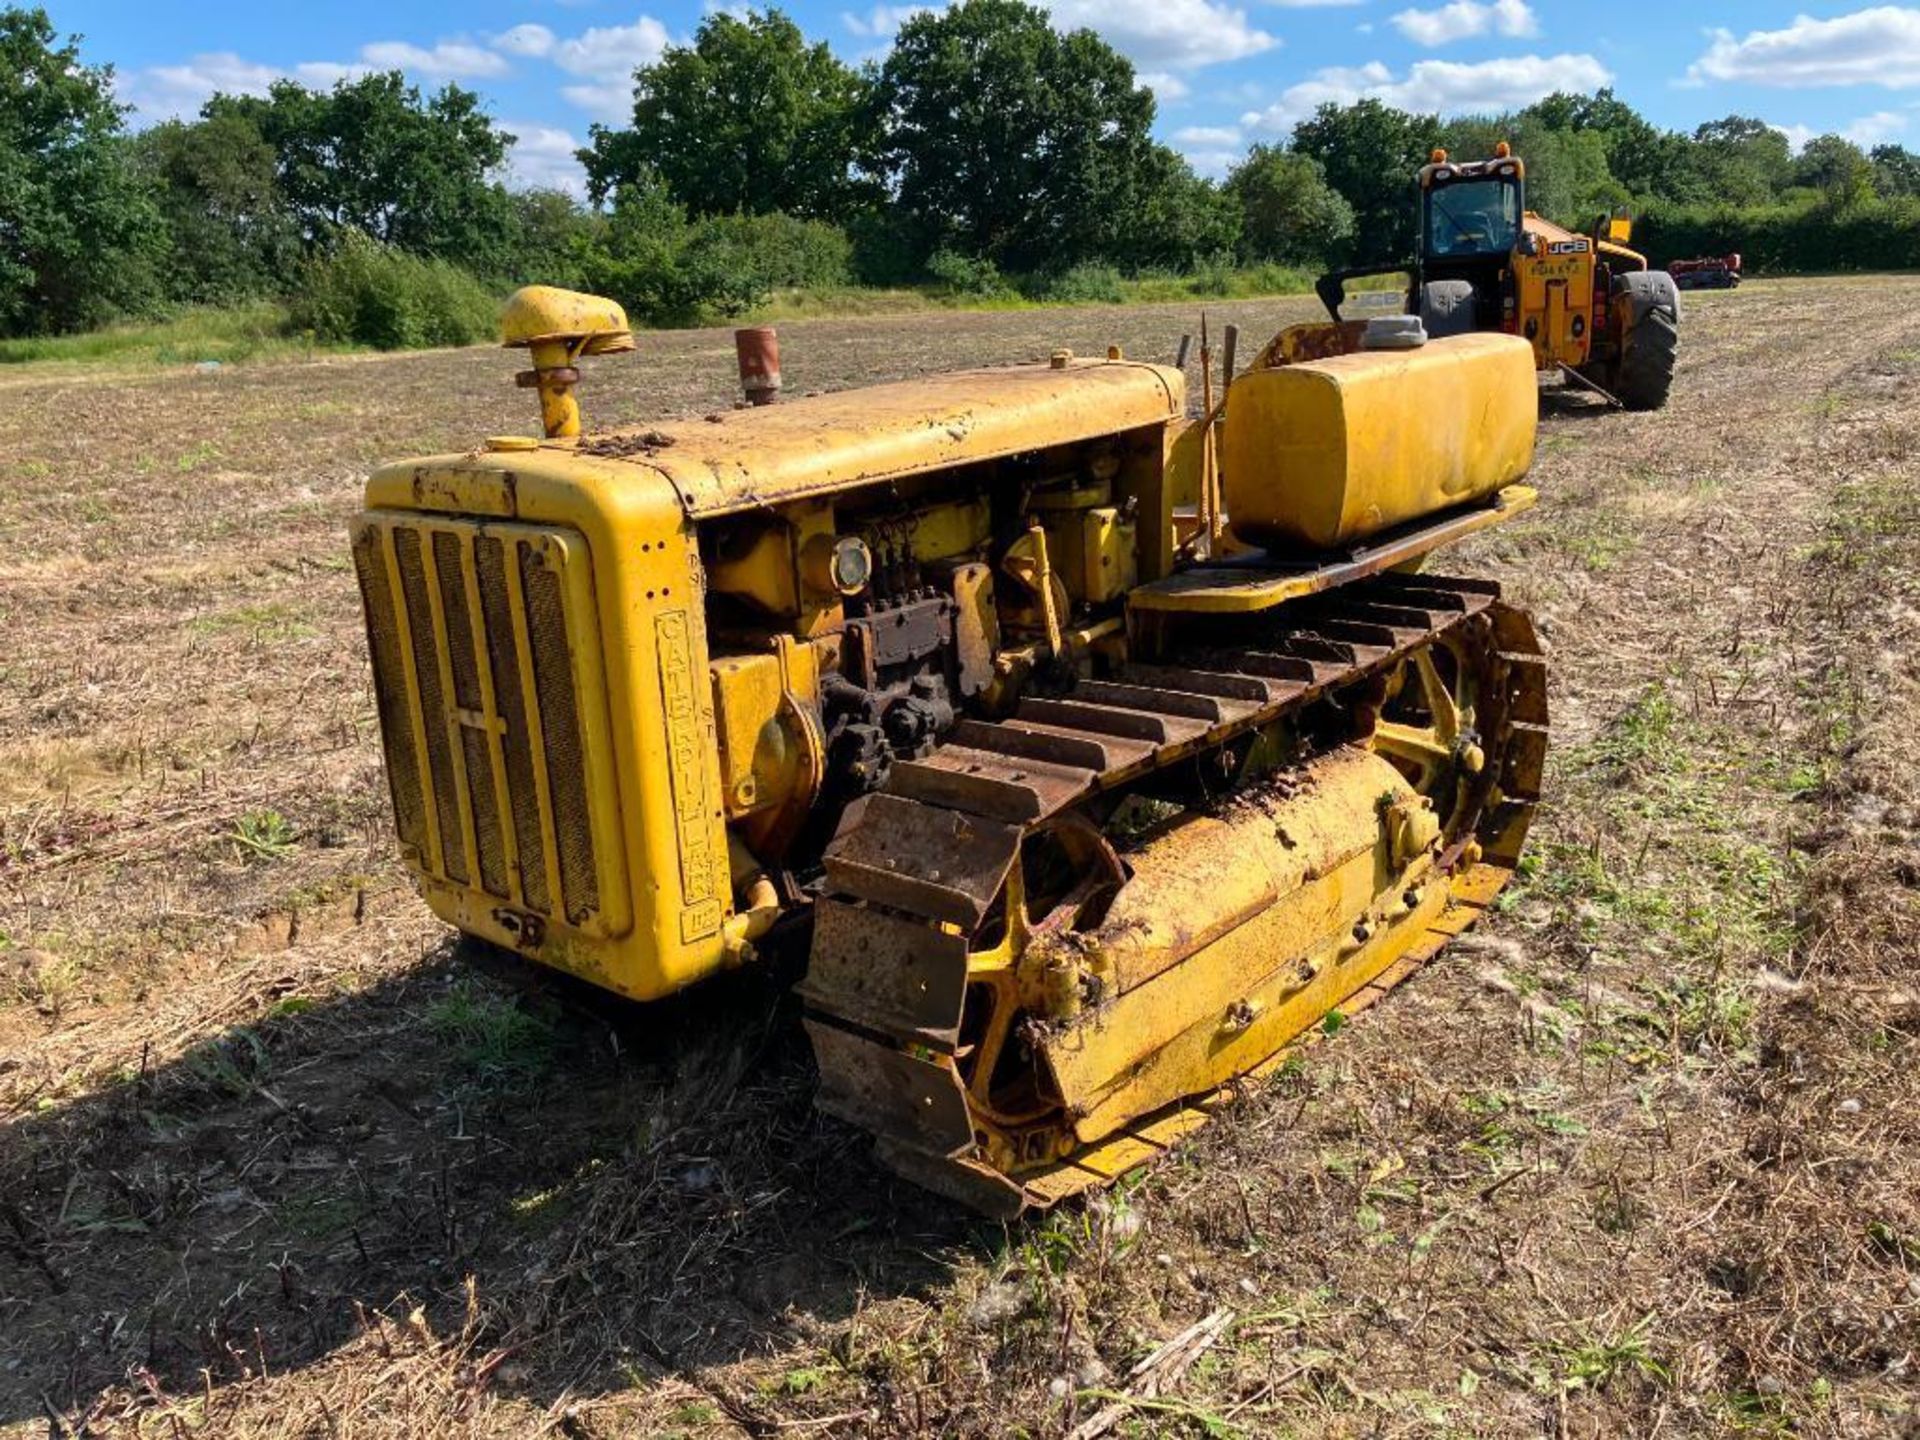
[734,326,782,405]
[802,573,1546,1214]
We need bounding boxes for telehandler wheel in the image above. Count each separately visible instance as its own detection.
[1610,271,1679,412]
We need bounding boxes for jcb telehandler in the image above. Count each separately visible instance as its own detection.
[350,287,1548,1216]
[1317,142,1680,410]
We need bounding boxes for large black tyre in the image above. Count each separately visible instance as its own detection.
[1418,279,1477,339]
[1610,270,1679,411]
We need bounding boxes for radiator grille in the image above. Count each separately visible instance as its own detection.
[352,516,615,932]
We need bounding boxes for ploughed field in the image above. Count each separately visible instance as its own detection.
[1,280,1916,1438]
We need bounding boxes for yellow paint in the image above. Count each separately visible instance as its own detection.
[709,637,823,826]
[361,451,729,1002]
[536,360,1183,519]
[1035,745,1420,1140]
[1516,216,1598,370]
[498,286,635,353]
[499,286,636,440]
[1221,334,1537,550]
[1128,485,1536,615]
[352,313,1537,1049]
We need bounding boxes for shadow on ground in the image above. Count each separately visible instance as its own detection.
[0,937,983,1425]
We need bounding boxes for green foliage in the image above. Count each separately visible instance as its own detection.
[207,72,514,272]
[1292,99,1441,263]
[582,9,874,222]
[0,6,167,333]
[288,231,498,349]
[427,979,557,1089]
[1870,143,1920,198]
[0,301,311,367]
[134,112,298,304]
[874,0,1166,273]
[1225,146,1354,266]
[1519,88,1695,206]
[1684,116,1793,209]
[693,211,852,290]
[498,188,604,292]
[1107,143,1241,273]
[925,248,1011,298]
[1637,195,1920,272]
[1793,135,1875,211]
[576,175,851,324]
[228,810,297,862]
[1030,262,1124,304]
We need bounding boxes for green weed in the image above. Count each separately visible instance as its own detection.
[426,979,557,1089]
[229,810,297,862]
[190,601,316,642]
[1553,1314,1670,1393]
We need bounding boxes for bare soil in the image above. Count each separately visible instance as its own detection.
[2,282,1916,1438]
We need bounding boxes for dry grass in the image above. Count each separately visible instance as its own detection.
[2,281,1917,1437]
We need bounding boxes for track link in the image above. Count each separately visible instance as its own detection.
[799,572,1546,1215]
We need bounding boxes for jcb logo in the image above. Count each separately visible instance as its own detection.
[1548,239,1590,254]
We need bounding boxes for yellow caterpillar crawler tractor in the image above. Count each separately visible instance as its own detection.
[350,286,1548,1216]
[1317,142,1680,411]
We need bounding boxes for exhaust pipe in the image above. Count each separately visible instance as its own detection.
[735,326,781,406]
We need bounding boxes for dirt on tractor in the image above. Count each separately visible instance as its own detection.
[1,281,1916,1438]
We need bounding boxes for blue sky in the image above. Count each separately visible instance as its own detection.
[58,1,1920,194]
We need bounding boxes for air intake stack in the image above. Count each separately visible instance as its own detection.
[499,286,635,439]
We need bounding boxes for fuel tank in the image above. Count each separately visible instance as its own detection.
[1223,332,1536,550]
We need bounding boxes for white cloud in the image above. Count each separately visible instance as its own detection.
[841,0,1270,74]
[501,122,589,195]
[1689,8,1920,90]
[118,32,522,122]
[500,15,671,122]
[1186,148,1244,177]
[491,24,557,58]
[842,4,943,38]
[1176,124,1244,174]
[1267,0,1362,7]
[560,83,638,122]
[549,17,672,79]
[1047,0,1277,71]
[1774,110,1909,153]
[1175,123,1245,145]
[1242,52,1610,135]
[116,52,371,120]
[359,40,509,79]
[1391,0,1537,48]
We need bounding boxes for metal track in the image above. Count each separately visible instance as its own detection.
[799,572,1546,1216]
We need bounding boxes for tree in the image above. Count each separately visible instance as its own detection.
[1224,146,1353,266]
[1794,134,1875,210]
[580,9,874,220]
[1291,100,1442,264]
[1684,116,1792,209]
[0,6,166,333]
[134,112,297,303]
[1108,144,1240,273]
[871,0,1160,272]
[1521,88,1691,205]
[1870,143,1920,199]
[499,188,601,291]
[206,73,514,271]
